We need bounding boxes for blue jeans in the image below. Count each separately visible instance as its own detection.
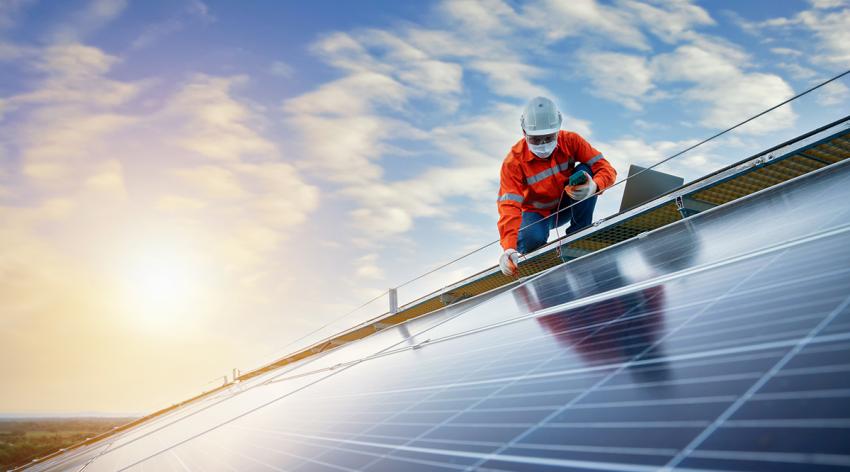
[517,163,597,254]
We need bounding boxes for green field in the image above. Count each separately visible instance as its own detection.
[0,417,135,470]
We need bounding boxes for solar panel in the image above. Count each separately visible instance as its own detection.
[33,160,850,470]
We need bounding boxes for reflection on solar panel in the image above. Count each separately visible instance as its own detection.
[28,131,850,471]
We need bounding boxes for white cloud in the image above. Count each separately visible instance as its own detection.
[334,103,540,241]
[0,0,35,30]
[619,0,714,44]
[285,111,400,184]
[354,253,385,280]
[87,0,127,20]
[796,8,850,67]
[437,0,518,35]
[285,71,407,117]
[398,59,463,97]
[602,136,711,176]
[83,159,126,198]
[651,39,796,133]
[323,29,465,102]
[776,62,819,81]
[21,112,134,183]
[817,80,850,105]
[770,47,803,57]
[173,165,245,199]
[132,17,185,50]
[8,43,139,109]
[579,34,795,134]
[527,0,650,50]
[523,1,795,135]
[49,0,128,42]
[578,51,654,110]
[633,119,669,131]
[159,75,278,162]
[131,0,214,50]
[234,161,318,228]
[350,207,414,237]
[469,60,549,99]
[0,41,34,61]
[405,28,482,58]
[809,0,848,8]
[688,72,795,132]
[285,28,475,219]
[439,219,489,238]
[652,39,747,83]
[157,194,206,212]
[0,45,141,187]
[269,60,294,78]
[745,5,850,68]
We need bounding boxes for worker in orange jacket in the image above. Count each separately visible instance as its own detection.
[498,96,617,276]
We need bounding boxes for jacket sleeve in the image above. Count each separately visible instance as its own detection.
[497,157,525,251]
[568,132,617,193]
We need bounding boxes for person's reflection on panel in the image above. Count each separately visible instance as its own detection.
[511,219,708,384]
[514,263,670,384]
[539,286,667,375]
[640,220,702,274]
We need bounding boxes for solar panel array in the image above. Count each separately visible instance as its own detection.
[31,158,850,470]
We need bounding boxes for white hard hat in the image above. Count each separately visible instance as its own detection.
[520,96,562,136]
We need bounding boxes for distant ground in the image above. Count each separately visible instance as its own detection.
[0,417,135,470]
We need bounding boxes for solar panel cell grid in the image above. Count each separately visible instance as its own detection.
[107,221,850,471]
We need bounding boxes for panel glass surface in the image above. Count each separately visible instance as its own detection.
[41,161,850,471]
[129,219,850,471]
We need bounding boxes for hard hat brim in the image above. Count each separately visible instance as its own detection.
[525,127,560,136]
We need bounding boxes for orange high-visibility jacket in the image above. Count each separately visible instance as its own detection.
[497,131,617,250]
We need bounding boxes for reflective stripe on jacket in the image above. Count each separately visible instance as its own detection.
[497,131,617,251]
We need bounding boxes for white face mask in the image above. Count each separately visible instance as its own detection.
[528,139,557,158]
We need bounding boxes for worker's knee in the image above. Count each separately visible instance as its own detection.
[517,221,549,254]
[568,195,597,235]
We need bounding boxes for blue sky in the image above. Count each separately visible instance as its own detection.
[1,0,849,414]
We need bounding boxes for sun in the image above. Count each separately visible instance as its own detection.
[131,257,194,305]
[120,243,205,326]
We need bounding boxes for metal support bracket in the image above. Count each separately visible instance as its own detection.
[676,195,716,219]
[389,288,398,315]
[558,246,593,260]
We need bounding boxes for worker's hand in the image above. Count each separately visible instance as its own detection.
[499,249,521,276]
[565,172,597,201]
